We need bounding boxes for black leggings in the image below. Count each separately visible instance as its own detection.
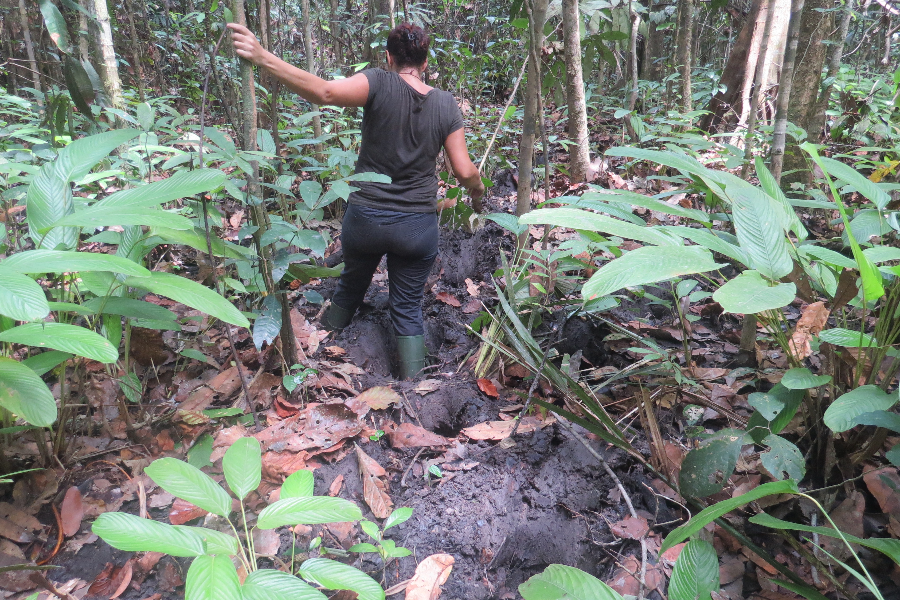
[332,203,438,337]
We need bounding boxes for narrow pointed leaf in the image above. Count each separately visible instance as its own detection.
[519,563,624,600]
[0,357,57,427]
[97,169,226,207]
[519,207,682,247]
[0,271,50,321]
[124,272,250,328]
[222,437,261,500]
[242,569,328,600]
[144,458,232,517]
[185,555,242,600]
[668,540,719,600]
[298,558,384,600]
[257,497,362,529]
[280,470,315,499]
[52,206,193,230]
[92,512,206,556]
[0,250,151,277]
[0,323,118,363]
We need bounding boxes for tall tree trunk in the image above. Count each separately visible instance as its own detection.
[730,0,770,142]
[881,10,897,66]
[674,0,694,113]
[782,0,832,186]
[813,0,854,137]
[516,0,549,220]
[562,0,589,182]
[738,0,777,171]
[769,0,806,183]
[364,0,392,64]
[301,0,324,161]
[330,0,342,65]
[77,0,90,63]
[641,17,662,81]
[17,0,44,101]
[122,0,146,102]
[92,0,125,111]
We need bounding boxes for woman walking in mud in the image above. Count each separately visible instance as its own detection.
[228,21,485,379]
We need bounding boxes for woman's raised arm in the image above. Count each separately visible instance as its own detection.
[228,23,369,108]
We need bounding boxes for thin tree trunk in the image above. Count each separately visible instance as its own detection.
[330,0,342,65]
[122,0,146,102]
[674,0,694,113]
[731,0,769,143]
[77,0,90,63]
[92,0,125,111]
[739,0,777,176]
[769,0,806,183]
[301,0,324,161]
[516,0,549,221]
[627,9,640,112]
[17,0,44,101]
[562,0,589,182]
[881,11,897,66]
[814,0,854,134]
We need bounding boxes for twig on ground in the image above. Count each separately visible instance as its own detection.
[400,447,426,488]
[400,390,423,429]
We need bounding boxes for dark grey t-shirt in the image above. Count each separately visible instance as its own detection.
[348,68,464,213]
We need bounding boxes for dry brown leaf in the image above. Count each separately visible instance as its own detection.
[405,554,454,600]
[356,386,402,410]
[864,466,900,534]
[788,301,830,360]
[820,490,865,563]
[252,528,281,556]
[609,515,649,540]
[464,278,480,296]
[110,560,134,599]
[660,542,686,566]
[0,517,31,543]
[355,445,393,519]
[461,416,555,441]
[329,475,344,497]
[385,578,411,596]
[414,379,442,395]
[61,486,84,538]
[691,367,729,381]
[435,291,461,307]
[0,504,40,532]
[476,378,499,398]
[385,422,450,448]
[461,298,482,314]
[88,560,133,598]
[169,498,208,525]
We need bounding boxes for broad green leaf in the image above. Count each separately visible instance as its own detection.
[679,429,747,497]
[781,368,831,390]
[257,497,362,529]
[124,272,250,328]
[760,434,805,481]
[280,470,315,499]
[349,543,379,553]
[519,564,624,600]
[519,207,682,247]
[582,188,712,224]
[185,555,242,600]
[98,169,226,207]
[769,579,831,600]
[755,157,806,239]
[51,206,193,231]
[483,213,528,235]
[0,357,57,427]
[728,184,794,280]
[663,226,751,266]
[0,271,50,322]
[605,147,714,183]
[668,540,719,600]
[852,410,900,434]
[137,102,155,131]
[798,245,857,269]
[92,512,206,556]
[150,227,252,259]
[0,250,151,277]
[22,350,72,377]
[222,437,261,500]
[582,246,722,301]
[748,392,785,421]
[242,569,328,600]
[145,458,232,517]
[747,385,804,443]
[750,512,900,566]
[863,246,900,264]
[174,525,240,556]
[81,297,177,321]
[384,507,413,530]
[818,328,878,348]
[847,209,893,245]
[27,129,140,249]
[817,156,891,210]
[0,323,118,363]
[62,56,96,123]
[713,270,796,314]
[39,0,72,53]
[660,480,800,554]
[823,385,897,432]
[298,558,385,600]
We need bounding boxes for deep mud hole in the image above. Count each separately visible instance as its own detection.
[44,201,669,600]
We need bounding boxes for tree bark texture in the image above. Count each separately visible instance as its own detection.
[122,0,146,102]
[562,0,590,182]
[674,0,694,113]
[769,0,807,183]
[91,0,125,110]
[516,0,549,219]
[17,0,44,99]
[782,0,832,186]
[813,0,854,138]
[301,0,324,159]
[738,0,777,171]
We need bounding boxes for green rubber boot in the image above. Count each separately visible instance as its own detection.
[396,335,426,380]
[323,302,354,333]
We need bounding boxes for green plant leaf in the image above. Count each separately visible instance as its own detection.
[99,169,226,207]
[62,56,96,121]
[0,357,57,427]
[384,507,413,530]
[242,569,328,600]
[817,156,892,210]
[39,0,72,53]
[728,185,794,280]
[660,480,800,554]
[780,368,831,390]
[51,206,193,231]
[185,555,242,600]
[81,297,177,321]
[748,392,785,421]
[150,227,252,259]
[679,429,748,497]
[668,540,719,600]
[124,272,250,328]
[823,385,897,432]
[92,512,206,556]
[222,437,261,500]
[818,328,878,348]
[582,188,712,224]
[22,350,72,377]
[144,458,232,517]
[0,323,118,363]
[852,410,900,434]
[280,470,315,499]
[0,271,50,322]
[760,434,805,481]
[0,250,151,277]
[348,543,379,553]
[519,207,681,247]
[582,246,722,301]
[257,497,362,529]
[519,564,624,600]
[663,226,751,266]
[769,579,831,600]
[754,157,806,240]
[298,558,385,600]
[174,525,240,556]
[713,271,796,314]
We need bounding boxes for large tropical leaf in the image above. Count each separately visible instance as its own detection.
[257,497,362,529]
[173,525,240,556]
[0,250,150,277]
[0,323,118,363]
[81,297,177,321]
[817,156,891,210]
[663,226,751,266]
[0,271,50,322]
[298,558,384,600]
[92,512,206,556]
[144,458,232,517]
[39,0,72,53]
[760,434,805,481]
[818,328,878,348]
[280,470,315,499]
[582,246,722,300]
[823,385,897,432]
[97,169,226,207]
[668,540,719,600]
[727,184,794,280]
[185,555,242,600]
[519,564,624,600]
[713,270,796,314]
[150,227,252,259]
[124,272,250,328]
[0,357,57,427]
[242,569,328,600]
[51,206,193,231]
[581,188,712,224]
[222,437,261,500]
[519,207,682,247]
[679,429,747,497]
[755,157,806,239]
